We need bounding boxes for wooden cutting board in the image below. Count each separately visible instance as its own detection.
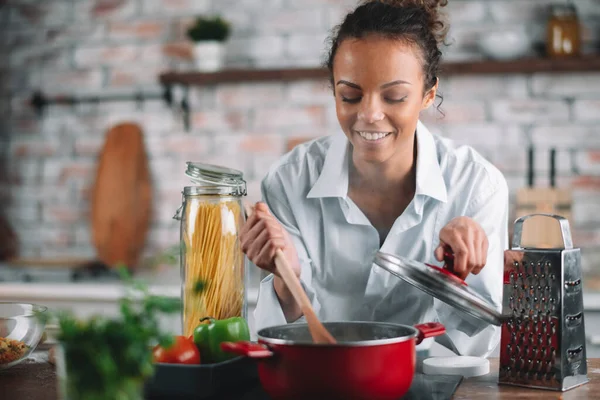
[91,122,152,270]
[0,211,18,261]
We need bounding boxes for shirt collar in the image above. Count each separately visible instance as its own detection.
[307,133,349,199]
[414,120,447,203]
[307,121,447,203]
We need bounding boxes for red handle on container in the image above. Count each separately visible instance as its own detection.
[220,341,274,359]
[414,323,446,344]
[443,251,456,273]
[425,251,468,286]
[425,263,468,286]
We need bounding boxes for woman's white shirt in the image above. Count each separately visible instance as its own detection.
[253,121,509,357]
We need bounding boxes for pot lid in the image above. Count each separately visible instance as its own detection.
[373,252,503,326]
[184,162,247,195]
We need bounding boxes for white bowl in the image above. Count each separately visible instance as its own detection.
[478,30,532,60]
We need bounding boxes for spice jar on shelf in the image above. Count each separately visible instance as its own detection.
[546,2,581,57]
[173,162,248,337]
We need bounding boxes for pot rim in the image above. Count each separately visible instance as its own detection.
[257,321,420,347]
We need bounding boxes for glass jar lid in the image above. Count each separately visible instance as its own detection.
[549,3,577,17]
[184,162,247,196]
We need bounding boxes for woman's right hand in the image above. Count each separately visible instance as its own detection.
[240,202,301,278]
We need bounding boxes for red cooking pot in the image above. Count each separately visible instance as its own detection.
[221,321,445,400]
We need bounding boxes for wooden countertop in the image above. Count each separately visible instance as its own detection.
[3,347,600,399]
[454,358,600,399]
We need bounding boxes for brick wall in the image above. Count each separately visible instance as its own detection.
[1,0,600,276]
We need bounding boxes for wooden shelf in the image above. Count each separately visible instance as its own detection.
[441,55,600,75]
[159,55,600,86]
[160,68,328,86]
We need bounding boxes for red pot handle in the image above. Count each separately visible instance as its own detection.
[220,341,274,359]
[414,322,446,345]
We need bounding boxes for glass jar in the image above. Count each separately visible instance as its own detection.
[546,3,581,57]
[174,162,248,337]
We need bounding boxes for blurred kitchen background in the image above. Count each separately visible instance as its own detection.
[1,0,600,355]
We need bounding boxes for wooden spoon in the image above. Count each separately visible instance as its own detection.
[244,204,336,345]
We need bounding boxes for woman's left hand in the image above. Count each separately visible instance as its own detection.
[434,216,488,280]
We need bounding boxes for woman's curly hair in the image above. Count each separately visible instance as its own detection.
[325,0,449,101]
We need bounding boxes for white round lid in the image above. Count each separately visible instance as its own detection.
[422,356,490,378]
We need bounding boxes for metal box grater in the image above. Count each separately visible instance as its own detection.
[499,214,588,391]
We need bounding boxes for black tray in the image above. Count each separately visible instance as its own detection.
[143,355,463,400]
[144,355,259,400]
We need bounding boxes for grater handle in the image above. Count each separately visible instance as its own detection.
[512,213,573,249]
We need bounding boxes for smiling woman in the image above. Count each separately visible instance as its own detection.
[333,38,436,164]
[241,0,509,358]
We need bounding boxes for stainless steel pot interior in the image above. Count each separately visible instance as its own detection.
[257,321,419,347]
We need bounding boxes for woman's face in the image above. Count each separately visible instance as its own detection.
[333,35,437,164]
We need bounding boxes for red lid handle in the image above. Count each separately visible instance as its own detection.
[425,264,468,286]
[425,252,468,286]
[442,251,456,273]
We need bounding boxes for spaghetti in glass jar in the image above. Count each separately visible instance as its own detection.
[174,163,248,337]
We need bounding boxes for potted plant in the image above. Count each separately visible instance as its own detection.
[40,267,186,400]
[37,246,199,400]
[186,15,231,72]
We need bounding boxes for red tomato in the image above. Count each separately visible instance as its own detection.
[153,335,201,364]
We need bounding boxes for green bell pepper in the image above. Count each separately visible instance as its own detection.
[193,316,250,363]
